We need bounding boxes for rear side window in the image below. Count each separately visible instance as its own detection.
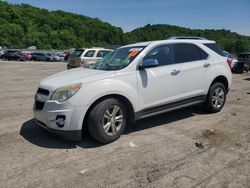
[84,50,95,57]
[144,44,174,66]
[97,50,111,57]
[203,43,224,56]
[173,43,208,63]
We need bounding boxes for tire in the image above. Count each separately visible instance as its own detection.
[204,82,226,113]
[88,98,127,143]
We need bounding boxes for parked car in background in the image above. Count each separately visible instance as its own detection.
[31,53,51,62]
[233,52,250,73]
[0,50,24,61]
[16,52,32,61]
[34,37,232,143]
[57,53,66,61]
[64,52,71,61]
[1,52,26,61]
[238,52,250,63]
[67,48,112,69]
[45,53,60,62]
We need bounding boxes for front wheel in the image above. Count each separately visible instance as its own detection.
[204,82,226,113]
[88,98,127,143]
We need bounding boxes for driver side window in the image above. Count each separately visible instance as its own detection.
[144,44,174,66]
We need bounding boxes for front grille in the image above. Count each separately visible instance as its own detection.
[35,100,45,110]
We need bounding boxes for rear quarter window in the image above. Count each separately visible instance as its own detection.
[203,43,224,56]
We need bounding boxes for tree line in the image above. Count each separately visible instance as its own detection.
[0,1,249,54]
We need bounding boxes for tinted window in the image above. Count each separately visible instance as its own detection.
[203,43,224,56]
[97,50,111,57]
[71,49,84,57]
[200,49,209,59]
[84,50,95,57]
[173,43,208,63]
[223,51,231,58]
[144,45,174,66]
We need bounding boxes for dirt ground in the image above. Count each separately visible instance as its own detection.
[0,61,249,188]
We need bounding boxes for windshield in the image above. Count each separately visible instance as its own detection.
[90,46,145,70]
[71,49,84,57]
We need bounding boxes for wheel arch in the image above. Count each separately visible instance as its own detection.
[210,75,229,92]
[82,94,135,131]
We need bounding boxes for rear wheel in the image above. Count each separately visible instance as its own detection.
[88,98,127,143]
[205,82,226,113]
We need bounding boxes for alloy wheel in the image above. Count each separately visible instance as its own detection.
[102,105,124,136]
[212,87,225,109]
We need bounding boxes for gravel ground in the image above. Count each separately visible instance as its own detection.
[0,61,249,188]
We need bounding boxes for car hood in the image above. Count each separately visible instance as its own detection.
[40,68,114,90]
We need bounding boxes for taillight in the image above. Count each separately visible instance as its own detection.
[227,58,232,69]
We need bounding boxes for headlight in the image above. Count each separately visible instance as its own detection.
[51,83,82,102]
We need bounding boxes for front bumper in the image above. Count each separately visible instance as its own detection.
[33,100,88,141]
[35,119,81,141]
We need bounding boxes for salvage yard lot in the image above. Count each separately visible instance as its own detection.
[0,61,249,188]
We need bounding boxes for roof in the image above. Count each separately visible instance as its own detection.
[75,47,112,51]
[167,36,208,40]
[123,39,215,48]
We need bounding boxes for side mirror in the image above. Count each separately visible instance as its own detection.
[139,59,159,70]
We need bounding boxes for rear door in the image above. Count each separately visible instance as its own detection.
[173,43,210,99]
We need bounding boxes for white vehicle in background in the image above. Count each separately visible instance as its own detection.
[34,37,232,143]
[67,48,112,69]
[57,53,66,61]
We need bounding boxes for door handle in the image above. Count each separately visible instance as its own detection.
[203,63,210,68]
[171,69,180,76]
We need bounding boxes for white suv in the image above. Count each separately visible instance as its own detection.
[34,37,232,143]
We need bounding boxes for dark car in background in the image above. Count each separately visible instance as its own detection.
[31,53,51,62]
[0,50,19,59]
[232,52,250,73]
[238,52,250,73]
[238,52,250,63]
[64,52,71,61]
[0,50,28,61]
[1,53,26,61]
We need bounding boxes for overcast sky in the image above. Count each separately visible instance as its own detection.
[7,0,250,36]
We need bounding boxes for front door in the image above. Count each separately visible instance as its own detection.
[137,44,182,110]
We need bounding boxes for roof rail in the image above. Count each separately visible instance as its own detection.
[167,36,208,40]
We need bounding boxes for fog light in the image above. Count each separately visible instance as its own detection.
[56,115,66,127]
